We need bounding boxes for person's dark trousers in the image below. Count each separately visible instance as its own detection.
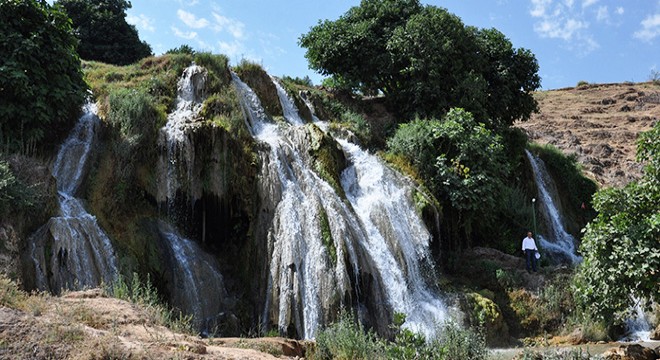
[525,249,537,272]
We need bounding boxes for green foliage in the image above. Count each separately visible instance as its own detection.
[56,0,152,65]
[106,88,163,203]
[281,75,313,87]
[0,160,35,216]
[388,109,509,249]
[0,0,88,154]
[108,272,194,334]
[313,310,385,360]
[312,310,489,360]
[166,44,196,55]
[576,80,590,87]
[193,52,231,94]
[574,123,660,325]
[300,0,540,126]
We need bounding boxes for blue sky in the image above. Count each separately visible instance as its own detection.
[65,1,660,89]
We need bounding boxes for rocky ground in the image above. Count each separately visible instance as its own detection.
[516,81,660,188]
[0,287,309,359]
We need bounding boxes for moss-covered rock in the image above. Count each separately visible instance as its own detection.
[233,61,282,118]
[306,124,347,198]
[462,292,510,346]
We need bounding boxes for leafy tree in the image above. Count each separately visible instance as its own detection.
[574,123,660,324]
[299,0,423,95]
[388,109,509,251]
[56,0,152,65]
[0,0,88,154]
[300,0,540,126]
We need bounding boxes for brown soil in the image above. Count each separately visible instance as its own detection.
[516,82,660,188]
[0,288,309,359]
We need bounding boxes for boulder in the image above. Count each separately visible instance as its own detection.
[651,324,660,341]
[602,344,659,360]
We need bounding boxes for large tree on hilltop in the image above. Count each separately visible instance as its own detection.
[0,0,88,154]
[300,0,541,127]
[56,0,152,65]
[299,0,423,96]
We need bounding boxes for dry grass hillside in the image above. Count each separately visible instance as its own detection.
[516,81,660,188]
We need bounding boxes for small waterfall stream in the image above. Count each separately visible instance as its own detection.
[233,74,447,339]
[30,103,118,292]
[158,64,230,331]
[525,150,581,264]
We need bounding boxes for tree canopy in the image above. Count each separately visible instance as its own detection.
[299,0,541,127]
[0,0,88,154]
[574,122,660,324]
[56,0,152,65]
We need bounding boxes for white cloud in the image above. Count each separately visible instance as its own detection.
[582,0,598,8]
[176,0,199,6]
[530,0,552,17]
[615,7,624,15]
[126,14,156,32]
[529,0,599,54]
[172,26,198,40]
[218,40,246,59]
[177,9,209,29]
[212,12,245,40]
[596,6,608,22]
[634,13,660,42]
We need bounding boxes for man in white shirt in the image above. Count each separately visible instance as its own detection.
[522,231,538,272]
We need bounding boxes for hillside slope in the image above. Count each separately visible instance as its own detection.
[516,82,660,188]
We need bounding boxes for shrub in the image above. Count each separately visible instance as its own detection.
[312,310,385,360]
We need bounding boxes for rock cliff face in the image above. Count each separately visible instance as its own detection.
[517,82,660,188]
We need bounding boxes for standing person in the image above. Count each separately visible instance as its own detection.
[522,231,538,272]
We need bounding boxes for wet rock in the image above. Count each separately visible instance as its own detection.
[651,324,660,340]
[602,344,659,360]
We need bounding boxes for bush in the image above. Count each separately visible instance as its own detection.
[312,311,489,360]
[312,310,385,360]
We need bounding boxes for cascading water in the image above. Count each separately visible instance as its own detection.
[157,64,230,332]
[232,73,447,339]
[160,64,207,218]
[621,297,654,342]
[30,103,118,292]
[525,150,581,264]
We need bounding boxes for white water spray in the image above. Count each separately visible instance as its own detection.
[232,74,447,339]
[525,150,581,264]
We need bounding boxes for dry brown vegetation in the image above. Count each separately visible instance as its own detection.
[516,81,660,188]
[0,277,307,359]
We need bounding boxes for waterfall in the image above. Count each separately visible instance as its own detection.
[160,63,207,218]
[525,150,581,264]
[157,64,230,332]
[30,103,118,292]
[621,297,654,342]
[232,74,447,339]
[156,221,230,332]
